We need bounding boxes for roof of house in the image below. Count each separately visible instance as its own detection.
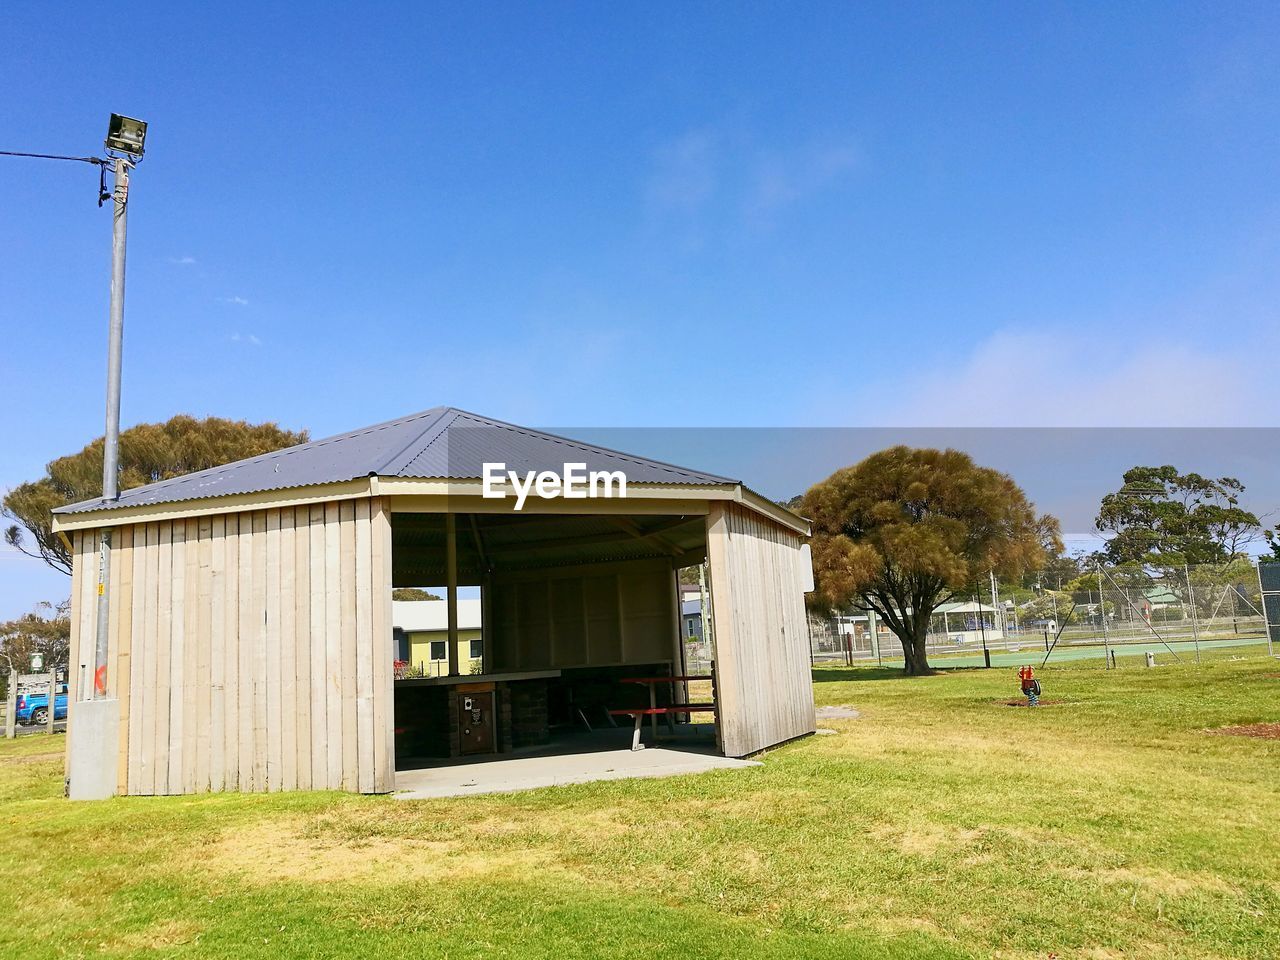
[55,406,737,515]
[934,601,998,615]
[392,597,483,633]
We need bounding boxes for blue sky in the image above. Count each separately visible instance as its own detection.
[3,2,1280,615]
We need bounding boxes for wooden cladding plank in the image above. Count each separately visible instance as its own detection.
[251,511,269,792]
[64,532,84,780]
[293,507,313,791]
[69,530,97,780]
[169,522,189,794]
[113,526,135,795]
[223,514,241,791]
[265,509,283,792]
[75,530,96,703]
[279,509,298,792]
[354,498,375,794]
[106,528,124,708]
[154,522,174,793]
[209,514,227,792]
[127,525,148,793]
[371,497,395,793]
[195,518,213,792]
[183,518,200,793]
[308,505,327,789]
[339,501,358,791]
[324,502,342,790]
[237,514,255,791]
[139,524,160,794]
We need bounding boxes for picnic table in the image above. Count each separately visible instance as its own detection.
[609,675,716,751]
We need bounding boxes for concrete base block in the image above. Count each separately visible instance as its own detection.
[67,698,119,800]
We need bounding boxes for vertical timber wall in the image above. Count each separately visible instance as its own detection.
[488,557,677,671]
[706,502,815,757]
[66,497,395,796]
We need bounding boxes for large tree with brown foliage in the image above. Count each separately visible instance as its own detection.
[801,446,1060,675]
[3,415,308,575]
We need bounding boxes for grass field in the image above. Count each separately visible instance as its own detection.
[2,651,1277,959]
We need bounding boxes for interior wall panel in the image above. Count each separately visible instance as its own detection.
[489,557,677,672]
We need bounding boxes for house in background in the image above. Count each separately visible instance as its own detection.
[393,598,483,676]
[679,582,704,642]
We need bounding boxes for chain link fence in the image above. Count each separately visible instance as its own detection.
[808,559,1272,666]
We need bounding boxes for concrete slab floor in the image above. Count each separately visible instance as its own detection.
[393,731,760,800]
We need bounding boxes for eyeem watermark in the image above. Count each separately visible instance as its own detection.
[482,462,627,510]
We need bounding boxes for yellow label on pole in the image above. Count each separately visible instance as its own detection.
[98,582,105,595]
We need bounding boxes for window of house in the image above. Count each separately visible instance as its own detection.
[429,639,447,661]
[469,638,483,660]
[686,618,698,634]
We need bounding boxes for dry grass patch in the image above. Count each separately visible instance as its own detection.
[870,822,986,857]
[1205,722,1280,740]
[0,751,62,765]
[203,816,560,886]
[106,918,203,951]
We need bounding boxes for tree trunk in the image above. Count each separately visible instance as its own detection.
[897,619,933,675]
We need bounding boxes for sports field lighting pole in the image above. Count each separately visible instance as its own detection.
[1,115,146,796]
[91,115,147,705]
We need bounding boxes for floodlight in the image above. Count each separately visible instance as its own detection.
[105,114,147,157]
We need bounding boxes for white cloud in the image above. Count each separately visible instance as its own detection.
[219,295,250,306]
[646,130,718,213]
[849,328,1276,427]
[169,255,197,265]
[230,332,262,346]
[645,127,862,237]
[746,141,861,220]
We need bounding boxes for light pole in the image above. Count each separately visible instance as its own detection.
[91,115,147,701]
[2,114,147,796]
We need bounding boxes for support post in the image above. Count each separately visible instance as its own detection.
[1097,564,1111,669]
[47,673,57,735]
[4,670,15,739]
[446,513,459,677]
[866,607,879,664]
[1259,562,1276,659]
[989,570,1006,651]
[977,595,990,668]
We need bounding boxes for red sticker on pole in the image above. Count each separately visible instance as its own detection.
[94,665,108,696]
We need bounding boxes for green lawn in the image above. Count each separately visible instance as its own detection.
[2,652,1277,959]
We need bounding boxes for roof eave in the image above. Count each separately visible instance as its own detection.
[51,475,810,536]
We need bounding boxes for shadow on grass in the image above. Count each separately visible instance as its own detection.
[811,666,905,683]
[812,664,999,682]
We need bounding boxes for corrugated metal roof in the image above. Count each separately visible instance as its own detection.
[55,407,737,515]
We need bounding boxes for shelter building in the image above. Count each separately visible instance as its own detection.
[53,408,815,795]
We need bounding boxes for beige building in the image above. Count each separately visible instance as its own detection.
[393,598,483,676]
